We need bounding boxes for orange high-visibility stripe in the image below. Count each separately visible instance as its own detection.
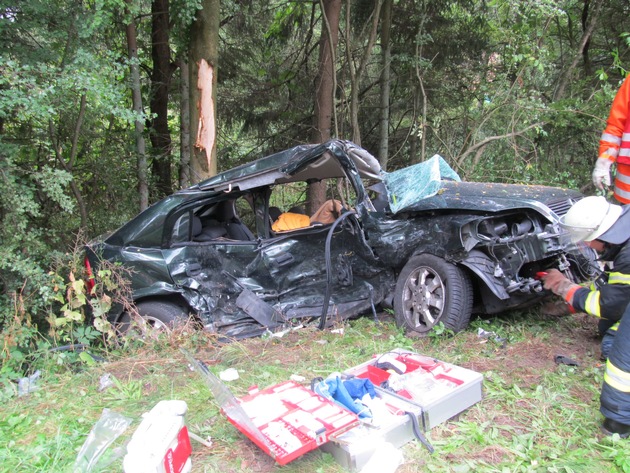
[614,162,630,204]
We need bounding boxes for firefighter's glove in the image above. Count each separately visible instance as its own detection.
[592,157,613,190]
[542,269,580,304]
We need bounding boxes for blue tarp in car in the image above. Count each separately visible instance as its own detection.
[384,155,461,214]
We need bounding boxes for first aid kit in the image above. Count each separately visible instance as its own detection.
[183,349,359,465]
[342,349,484,429]
[317,349,483,470]
[183,348,483,472]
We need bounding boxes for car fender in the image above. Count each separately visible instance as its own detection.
[459,250,510,300]
[106,283,191,324]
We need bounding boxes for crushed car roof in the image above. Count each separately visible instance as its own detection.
[190,141,382,193]
[180,139,584,219]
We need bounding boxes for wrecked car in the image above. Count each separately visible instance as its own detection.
[85,140,597,338]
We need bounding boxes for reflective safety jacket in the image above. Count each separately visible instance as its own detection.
[599,77,630,204]
[600,301,630,425]
[571,242,630,321]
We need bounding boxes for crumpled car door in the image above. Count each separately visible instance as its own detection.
[163,240,281,336]
[163,218,390,337]
[258,218,392,323]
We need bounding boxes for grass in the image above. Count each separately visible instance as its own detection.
[1,311,630,472]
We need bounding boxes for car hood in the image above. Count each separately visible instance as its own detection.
[397,181,582,218]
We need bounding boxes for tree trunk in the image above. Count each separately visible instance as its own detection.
[554,0,603,100]
[414,14,429,164]
[189,0,220,182]
[378,0,392,170]
[179,54,191,189]
[149,0,173,198]
[48,95,89,229]
[347,0,383,145]
[308,0,341,214]
[125,0,149,210]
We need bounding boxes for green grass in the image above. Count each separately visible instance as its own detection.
[1,312,630,472]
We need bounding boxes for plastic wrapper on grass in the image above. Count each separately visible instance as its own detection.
[73,408,132,472]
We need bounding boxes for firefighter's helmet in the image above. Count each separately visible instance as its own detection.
[560,196,623,243]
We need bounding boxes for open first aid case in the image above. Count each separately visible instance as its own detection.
[184,348,482,471]
[223,380,359,465]
[319,349,483,470]
[342,348,484,430]
[184,350,359,466]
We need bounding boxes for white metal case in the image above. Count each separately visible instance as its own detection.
[319,349,483,471]
[342,348,484,430]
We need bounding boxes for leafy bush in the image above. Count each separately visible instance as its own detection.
[0,234,133,400]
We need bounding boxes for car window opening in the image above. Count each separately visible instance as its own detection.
[266,177,356,235]
[184,199,256,243]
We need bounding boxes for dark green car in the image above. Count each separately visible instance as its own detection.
[85,140,597,339]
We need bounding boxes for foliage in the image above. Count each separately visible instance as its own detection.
[0,0,143,338]
[210,0,630,195]
[0,236,132,401]
[0,145,62,320]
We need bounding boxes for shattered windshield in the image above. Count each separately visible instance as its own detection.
[383,155,461,214]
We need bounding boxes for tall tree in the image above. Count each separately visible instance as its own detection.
[125,0,149,210]
[308,0,342,213]
[189,0,220,182]
[554,0,604,100]
[149,0,175,198]
[378,0,392,169]
[179,54,191,188]
[345,0,383,145]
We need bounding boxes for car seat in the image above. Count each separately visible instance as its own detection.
[192,216,228,241]
[269,206,282,222]
[226,221,255,240]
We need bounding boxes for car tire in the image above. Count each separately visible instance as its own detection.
[394,254,473,334]
[118,300,189,335]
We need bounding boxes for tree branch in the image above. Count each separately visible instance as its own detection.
[554,0,604,100]
[456,122,544,168]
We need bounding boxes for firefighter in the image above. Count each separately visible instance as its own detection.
[541,196,630,361]
[600,300,630,437]
[593,76,630,204]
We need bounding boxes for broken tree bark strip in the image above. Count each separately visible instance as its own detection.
[195,59,215,174]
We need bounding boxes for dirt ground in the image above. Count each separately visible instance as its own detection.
[187,309,605,472]
[99,308,606,473]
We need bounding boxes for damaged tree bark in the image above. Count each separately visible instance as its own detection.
[193,59,216,178]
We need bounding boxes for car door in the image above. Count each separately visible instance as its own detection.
[161,199,281,333]
[257,214,393,322]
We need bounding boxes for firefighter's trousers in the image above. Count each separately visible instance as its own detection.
[600,301,630,425]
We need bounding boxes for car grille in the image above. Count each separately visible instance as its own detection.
[546,196,581,217]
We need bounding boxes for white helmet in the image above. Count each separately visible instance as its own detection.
[560,196,623,242]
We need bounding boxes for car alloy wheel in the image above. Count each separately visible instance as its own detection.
[117,300,189,337]
[394,254,473,334]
